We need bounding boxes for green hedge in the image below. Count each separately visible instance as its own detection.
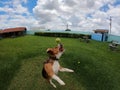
[34,32,91,39]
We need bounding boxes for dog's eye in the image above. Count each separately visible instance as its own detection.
[47,50,54,55]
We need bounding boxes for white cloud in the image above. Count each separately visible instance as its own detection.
[0,0,39,29]
[33,0,120,35]
[107,5,120,17]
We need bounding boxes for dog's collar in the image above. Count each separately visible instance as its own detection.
[43,57,59,64]
[49,56,59,60]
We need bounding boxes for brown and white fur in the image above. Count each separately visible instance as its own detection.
[42,43,74,88]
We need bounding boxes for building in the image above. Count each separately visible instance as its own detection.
[91,29,109,41]
[0,27,27,38]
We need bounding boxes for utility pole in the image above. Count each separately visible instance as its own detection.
[109,16,112,34]
[66,23,68,30]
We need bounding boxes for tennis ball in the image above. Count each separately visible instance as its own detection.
[55,38,61,43]
[78,61,80,64]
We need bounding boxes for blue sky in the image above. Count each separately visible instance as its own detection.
[0,0,120,35]
[25,0,37,13]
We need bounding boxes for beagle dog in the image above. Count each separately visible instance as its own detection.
[42,43,74,88]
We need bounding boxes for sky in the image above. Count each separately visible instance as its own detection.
[0,0,120,35]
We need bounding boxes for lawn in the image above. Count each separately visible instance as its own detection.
[0,35,120,90]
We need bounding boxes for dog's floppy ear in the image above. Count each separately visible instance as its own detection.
[46,48,53,55]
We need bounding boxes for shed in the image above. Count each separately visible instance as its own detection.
[92,29,109,41]
[0,27,27,38]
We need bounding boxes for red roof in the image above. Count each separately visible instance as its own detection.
[0,27,26,34]
[94,29,109,33]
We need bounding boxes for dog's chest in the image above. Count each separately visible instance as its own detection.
[52,61,60,74]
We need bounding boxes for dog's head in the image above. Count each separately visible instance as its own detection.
[46,44,65,60]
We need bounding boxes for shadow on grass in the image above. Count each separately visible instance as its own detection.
[0,61,21,90]
[0,53,44,90]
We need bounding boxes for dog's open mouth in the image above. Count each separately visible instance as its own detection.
[46,45,64,60]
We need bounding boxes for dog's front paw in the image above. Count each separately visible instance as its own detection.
[69,69,74,72]
[60,82,65,86]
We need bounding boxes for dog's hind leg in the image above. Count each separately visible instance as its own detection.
[52,74,65,86]
[49,79,56,88]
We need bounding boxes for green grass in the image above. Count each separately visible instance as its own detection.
[0,35,120,90]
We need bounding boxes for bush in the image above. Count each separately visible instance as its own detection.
[34,32,91,39]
